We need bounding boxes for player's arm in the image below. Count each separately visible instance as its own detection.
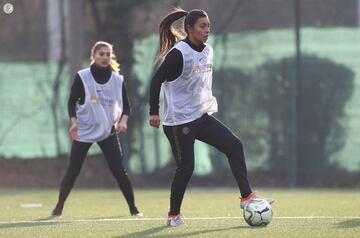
[68,74,84,118]
[116,82,130,133]
[149,48,183,128]
[67,74,84,140]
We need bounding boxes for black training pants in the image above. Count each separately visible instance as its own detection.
[55,132,138,214]
[163,114,252,215]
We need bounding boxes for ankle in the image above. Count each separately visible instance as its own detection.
[168,213,179,218]
[241,192,255,202]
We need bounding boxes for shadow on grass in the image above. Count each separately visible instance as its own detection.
[88,215,129,220]
[113,224,262,238]
[0,214,147,230]
[0,216,69,229]
[335,219,360,228]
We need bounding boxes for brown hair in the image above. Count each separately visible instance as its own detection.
[90,41,120,73]
[156,8,208,61]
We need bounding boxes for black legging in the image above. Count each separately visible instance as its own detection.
[55,132,138,214]
[163,114,252,216]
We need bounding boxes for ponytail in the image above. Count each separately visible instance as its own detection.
[156,8,187,61]
[156,8,209,61]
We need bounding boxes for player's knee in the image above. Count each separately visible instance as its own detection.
[227,137,244,154]
[235,138,244,151]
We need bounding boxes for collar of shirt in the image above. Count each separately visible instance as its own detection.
[90,64,112,84]
[183,37,206,52]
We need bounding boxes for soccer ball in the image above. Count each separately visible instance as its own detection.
[243,198,273,226]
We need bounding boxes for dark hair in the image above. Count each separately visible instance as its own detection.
[156,8,208,61]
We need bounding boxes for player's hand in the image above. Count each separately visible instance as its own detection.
[69,123,79,140]
[116,121,127,133]
[149,115,160,128]
[116,115,128,133]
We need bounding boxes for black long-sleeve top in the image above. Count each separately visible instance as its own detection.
[68,64,131,118]
[149,38,206,115]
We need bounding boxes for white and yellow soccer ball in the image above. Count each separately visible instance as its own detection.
[243,198,273,226]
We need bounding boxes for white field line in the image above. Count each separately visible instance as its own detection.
[1,216,360,224]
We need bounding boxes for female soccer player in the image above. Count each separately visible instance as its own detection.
[51,41,142,217]
[149,9,273,227]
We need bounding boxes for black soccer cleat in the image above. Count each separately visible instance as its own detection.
[51,205,63,217]
[130,207,143,217]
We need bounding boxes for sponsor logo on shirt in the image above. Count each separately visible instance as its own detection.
[192,63,213,74]
[90,96,97,103]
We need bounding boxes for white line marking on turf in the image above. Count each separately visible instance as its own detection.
[1,216,360,224]
[258,216,360,220]
[20,204,43,208]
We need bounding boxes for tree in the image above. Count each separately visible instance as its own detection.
[212,67,268,180]
[256,55,354,185]
[87,0,169,172]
